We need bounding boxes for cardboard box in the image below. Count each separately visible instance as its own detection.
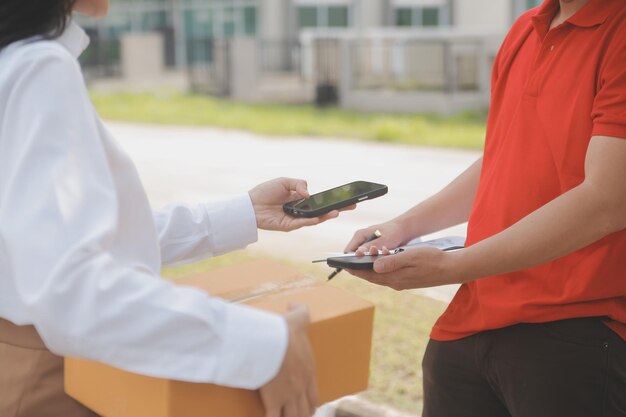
[65,260,375,417]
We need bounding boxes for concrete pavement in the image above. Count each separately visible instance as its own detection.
[109,121,482,302]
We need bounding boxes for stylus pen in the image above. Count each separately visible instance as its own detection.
[328,229,382,281]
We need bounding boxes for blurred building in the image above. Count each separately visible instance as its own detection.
[77,0,542,112]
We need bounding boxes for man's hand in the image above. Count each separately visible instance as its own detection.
[260,304,318,417]
[249,178,353,232]
[344,220,410,253]
[346,247,463,290]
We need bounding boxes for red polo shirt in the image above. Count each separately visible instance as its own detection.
[431,0,626,341]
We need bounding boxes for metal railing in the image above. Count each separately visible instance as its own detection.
[350,38,482,92]
[79,37,122,79]
[186,38,231,96]
[257,40,303,75]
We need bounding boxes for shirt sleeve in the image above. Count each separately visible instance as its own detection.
[591,25,626,139]
[0,44,286,389]
[153,195,258,267]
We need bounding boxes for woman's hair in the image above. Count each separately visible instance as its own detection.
[0,0,77,49]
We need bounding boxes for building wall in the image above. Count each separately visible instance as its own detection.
[453,0,513,30]
[356,0,387,28]
[260,0,294,40]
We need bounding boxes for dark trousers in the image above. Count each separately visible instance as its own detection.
[422,317,626,417]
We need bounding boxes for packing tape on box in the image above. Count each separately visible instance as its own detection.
[225,277,321,304]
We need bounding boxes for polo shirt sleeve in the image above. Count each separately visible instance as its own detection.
[591,27,626,140]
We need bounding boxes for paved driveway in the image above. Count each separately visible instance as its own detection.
[109,122,482,302]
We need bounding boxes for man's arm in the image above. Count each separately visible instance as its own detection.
[452,136,625,281]
[352,136,625,289]
[399,156,483,238]
[345,157,482,252]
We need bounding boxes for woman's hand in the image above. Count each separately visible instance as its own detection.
[260,304,318,417]
[346,247,464,290]
[249,178,353,232]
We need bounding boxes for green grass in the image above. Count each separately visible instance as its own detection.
[163,251,447,415]
[91,91,487,149]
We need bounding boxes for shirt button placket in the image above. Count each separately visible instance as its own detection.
[527,31,559,96]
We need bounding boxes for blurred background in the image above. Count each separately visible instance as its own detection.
[78,0,540,113]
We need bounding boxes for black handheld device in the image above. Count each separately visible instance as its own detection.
[326,246,463,271]
[326,254,386,270]
[283,181,388,218]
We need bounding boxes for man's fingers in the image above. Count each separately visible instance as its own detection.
[356,244,384,255]
[345,269,378,283]
[368,245,380,255]
[345,230,373,252]
[374,251,410,273]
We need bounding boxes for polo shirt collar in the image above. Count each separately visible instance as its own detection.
[531,0,610,38]
[55,20,90,58]
[567,0,610,27]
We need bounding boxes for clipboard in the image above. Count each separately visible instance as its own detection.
[319,236,466,271]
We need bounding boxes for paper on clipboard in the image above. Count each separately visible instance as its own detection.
[319,236,466,259]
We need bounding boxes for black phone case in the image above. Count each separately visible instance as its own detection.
[326,255,387,270]
[283,183,388,218]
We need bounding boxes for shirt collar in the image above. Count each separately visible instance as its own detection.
[531,0,611,38]
[567,0,611,27]
[55,20,90,58]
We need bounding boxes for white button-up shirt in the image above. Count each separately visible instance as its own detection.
[0,22,287,389]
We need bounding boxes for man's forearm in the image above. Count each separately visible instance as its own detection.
[397,157,483,237]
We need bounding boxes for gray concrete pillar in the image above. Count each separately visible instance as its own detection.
[120,32,165,81]
[230,38,258,101]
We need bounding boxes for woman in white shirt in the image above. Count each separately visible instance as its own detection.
[0,1,342,416]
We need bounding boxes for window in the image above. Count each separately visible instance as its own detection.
[297,5,351,28]
[394,6,445,27]
[513,0,542,18]
[526,0,542,8]
[395,8,413,27]
[185,10,213,36]
[422,7,439,26]
[243,6,257,35]
[298,6,318,28]
[328,6,349,27]
[222,6,236,37]
[182,4,257,38]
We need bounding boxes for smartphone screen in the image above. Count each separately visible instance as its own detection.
[284,181,387,217]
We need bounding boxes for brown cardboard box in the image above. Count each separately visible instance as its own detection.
[65,260,375,417]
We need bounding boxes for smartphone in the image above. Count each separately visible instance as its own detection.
[283,181,388,218]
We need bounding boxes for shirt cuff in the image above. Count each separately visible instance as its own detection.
[203,194,258,255]
[592,122,626,140]
[213,303,288,389]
